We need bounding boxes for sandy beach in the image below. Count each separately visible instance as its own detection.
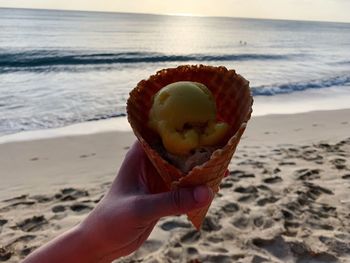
[1,108,350,263]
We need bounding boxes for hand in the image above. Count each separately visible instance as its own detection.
[82,141,213,262]
[23,141,213,263]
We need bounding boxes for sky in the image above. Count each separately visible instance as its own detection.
[0,0,349,23]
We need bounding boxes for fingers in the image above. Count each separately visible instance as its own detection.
[110,141,147,194]
[111,140,167,196]
[135,185,213,221]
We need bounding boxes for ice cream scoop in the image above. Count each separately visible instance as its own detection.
[148,81,229,155]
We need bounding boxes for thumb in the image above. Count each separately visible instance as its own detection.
[137,185,213,221]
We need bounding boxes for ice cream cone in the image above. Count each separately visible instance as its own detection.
[127,65,253,229]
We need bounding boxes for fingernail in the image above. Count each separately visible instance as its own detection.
[193,186,212,204]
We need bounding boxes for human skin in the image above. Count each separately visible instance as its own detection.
[23,141,213,263]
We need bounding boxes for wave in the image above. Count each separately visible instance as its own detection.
[0,50,290,71]
[335,60,350,65]
[252,75,350,96]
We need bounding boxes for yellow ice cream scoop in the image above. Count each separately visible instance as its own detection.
[148,81,229,155]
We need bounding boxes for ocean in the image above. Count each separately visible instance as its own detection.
[0,8,350,137]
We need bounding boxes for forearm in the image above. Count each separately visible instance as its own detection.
[22,225,100,263]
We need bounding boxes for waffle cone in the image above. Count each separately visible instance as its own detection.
[127,65,253,229]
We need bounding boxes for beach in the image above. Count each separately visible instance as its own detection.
[1,8,350,262]
[1,108,349,263]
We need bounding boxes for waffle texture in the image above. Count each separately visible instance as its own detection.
[127,65,253,229]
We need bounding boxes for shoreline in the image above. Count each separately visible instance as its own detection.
[1,107,350,145]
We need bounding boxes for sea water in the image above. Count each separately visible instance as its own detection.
[0,8,350,137]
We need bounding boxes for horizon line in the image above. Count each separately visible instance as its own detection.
[1,6,349,24]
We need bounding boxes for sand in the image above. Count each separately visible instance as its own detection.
[0,108,350,263]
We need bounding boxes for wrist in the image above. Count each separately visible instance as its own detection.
[23,224,103,263]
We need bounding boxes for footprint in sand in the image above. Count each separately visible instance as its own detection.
[302,149,323,162]
[284,221,300,229]
[342,174,350,179]
[70,203,93,213]
[251,255,269,263]
[3,195,28,202]
[283,224,298,237]
[256,196,278,206]
[263,176,282,184]
[0,218,8,227]
[30,195,52,203]
[279,161,296,166]
[0,247,12,261]
[79,153,96,158]
[238,173,255,179]
[252,235,292,259]
[6,200,36,209]
[304,182,334,196]
[317,142,333,150]
[180,230,201,244]
[186,246,198,256]
[281,209,295,220]
[202,216,221,232]
[20,246,38,257]
[52,205,66,213]
[297,190,317,204]
[253,216,264,228]
[222,202,239,214]
[307,219,334,231]
[0,197,36,212]
[274,167,281,173]
[207,235,224,244]
[8,234,36,246]
[94,194,104,203]
[134,239,163,257]
[289,240,338,263]
[308,203,337,220]
[319,236,350,256]
[165,245,183,261]
[240,159,265,168]
[284,201,303,216]
[234,185,258,194]
[160,219,191,231]
[229,170,255,179]
[296,250,338,263]
[257,184,272,192]
[294,168,321,180]
[219,182,233,189]
[204,254,235,263]
[331,158,347,169]
[16,215,48,232]
[55,188,89,201]
[232,215,250,229]
[237,194,258,203]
